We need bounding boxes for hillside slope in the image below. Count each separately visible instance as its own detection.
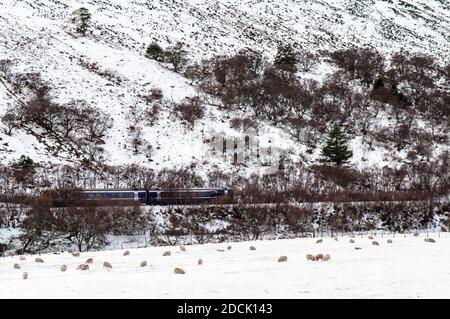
[0,0,449,178]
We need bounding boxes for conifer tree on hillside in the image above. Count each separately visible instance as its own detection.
[273,44,299,73]
[320,125,353,166]
[146,42,164,62]
[70,8,92,36]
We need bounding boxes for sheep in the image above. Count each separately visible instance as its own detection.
[180,246,186,252]
[227,246,232,250]
[140,261,147,267]
[80,264,89,271]
[316,239,323,244]
[278,256,288,262]
[249,246,256,251]
[35,257,44,263]
[163,251,171,256]
[22,272,28,280]
[174,267,186,274]
[349,239,355,244]
[387,239,393,244]
[368,236,374,240]
[103,261,112,269]
[85,258,93,264]
[306,254,316,261]
[19,256,26,261]
[198,258,203,265]
[123,250,130,256]
[13,263,21,270]
[71,252,80,257]
[60,265,67,272]
[315,254,324,261]
[323,254,331,261]
[372,241,380,246]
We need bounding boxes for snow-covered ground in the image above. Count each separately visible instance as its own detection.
[1,233,450,298]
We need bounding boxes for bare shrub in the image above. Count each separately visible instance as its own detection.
[173,96,204,128]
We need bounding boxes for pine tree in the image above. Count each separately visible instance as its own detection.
[273,44,298,72]
[14,155,35,170]
[70,8,92,36]
[320,125,353,166]
[146,42,164,62]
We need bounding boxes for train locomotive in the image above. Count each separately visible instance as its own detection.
[75,188,231,206]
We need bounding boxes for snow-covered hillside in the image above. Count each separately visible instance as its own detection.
[0,0,449,175]
[1,233,449,298]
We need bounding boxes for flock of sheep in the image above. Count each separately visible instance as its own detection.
[7,234,438,281]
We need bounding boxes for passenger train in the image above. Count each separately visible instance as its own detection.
[54,188,232,206]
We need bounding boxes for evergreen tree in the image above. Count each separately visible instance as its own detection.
[273,44,299,73]
[70,8,92,36]
[146,42,164,62]
[14,155,35,170]
[320,125,353,166]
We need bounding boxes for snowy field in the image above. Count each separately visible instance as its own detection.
[1,233,450,299]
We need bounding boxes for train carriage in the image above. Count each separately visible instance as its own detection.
[75,188,231,206]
